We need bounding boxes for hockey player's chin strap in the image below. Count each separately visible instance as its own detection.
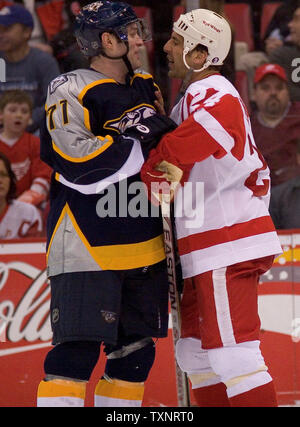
[183,47,212,74]
[100,42,134,77]
[179,48,213,97]
[122,54,134,77]
[120,40,134,77]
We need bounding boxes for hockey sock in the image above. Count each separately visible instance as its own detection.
[193,383,230,407]
[228,381,278,407]
[37,378,86,407]
[94,377,144,407]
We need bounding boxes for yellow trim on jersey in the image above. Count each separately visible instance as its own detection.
[130,72,160,92]
[51,135,113,163]
[61,203,106,268]
[47,203,166,270]
[103,103,156,134]
[46,202,105,269]
[92,234,165,270]
[78,78,117,130]
[46,203,68,261]
[130,73,153,83]
[84,106,91,131]
[78,78,117,100]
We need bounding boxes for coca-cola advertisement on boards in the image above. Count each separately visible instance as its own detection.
[0,239,52,406]
[0,234,299,407]
[0,238,179,407]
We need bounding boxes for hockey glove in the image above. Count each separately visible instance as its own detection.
[123,114,177,157]
[141,150,185,206]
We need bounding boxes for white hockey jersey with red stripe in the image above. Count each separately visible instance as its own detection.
[159,74,282,278]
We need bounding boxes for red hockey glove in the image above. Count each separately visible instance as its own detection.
[141,150,185,206]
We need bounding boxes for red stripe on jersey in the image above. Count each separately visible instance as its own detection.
[163,92,247,166]
[188,87,218,114]
[158,111,227,165]
[203,94,247,161]
[177,216,276,255]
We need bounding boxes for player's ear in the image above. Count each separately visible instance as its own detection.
[101,32,117,50]
[191,48,208,68]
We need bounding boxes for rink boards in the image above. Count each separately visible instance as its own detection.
[0,231,299,407]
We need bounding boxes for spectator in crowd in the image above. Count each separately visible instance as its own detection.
[0,0,90,72]
[262,0,295,50]
[269,1,300,101]
[0,151,42,239]
[0,4,60,133]
[0,89,52,208]
[269,139,300,229]
[0,0,69,52]
[251,63,300,187]
[239,0,298,100]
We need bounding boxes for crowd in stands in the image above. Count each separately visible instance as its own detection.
[0,151,42,238]
[0,0,299,239]
[251,63,300,187]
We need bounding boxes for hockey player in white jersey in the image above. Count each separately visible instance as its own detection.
[141,9,283,407]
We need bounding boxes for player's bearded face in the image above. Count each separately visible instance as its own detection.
[164,32,186,79]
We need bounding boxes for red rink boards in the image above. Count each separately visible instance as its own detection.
[0,232,299,407]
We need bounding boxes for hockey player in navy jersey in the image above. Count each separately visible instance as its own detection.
[141,8,282,407]
[37,1,176,407]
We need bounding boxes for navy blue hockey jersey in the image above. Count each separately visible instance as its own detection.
[41,68,167,276]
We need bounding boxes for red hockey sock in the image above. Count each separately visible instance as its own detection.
[193,383,230,407]
[229,381,278,407]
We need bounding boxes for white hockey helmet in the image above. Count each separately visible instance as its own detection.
[173,8,232,72]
